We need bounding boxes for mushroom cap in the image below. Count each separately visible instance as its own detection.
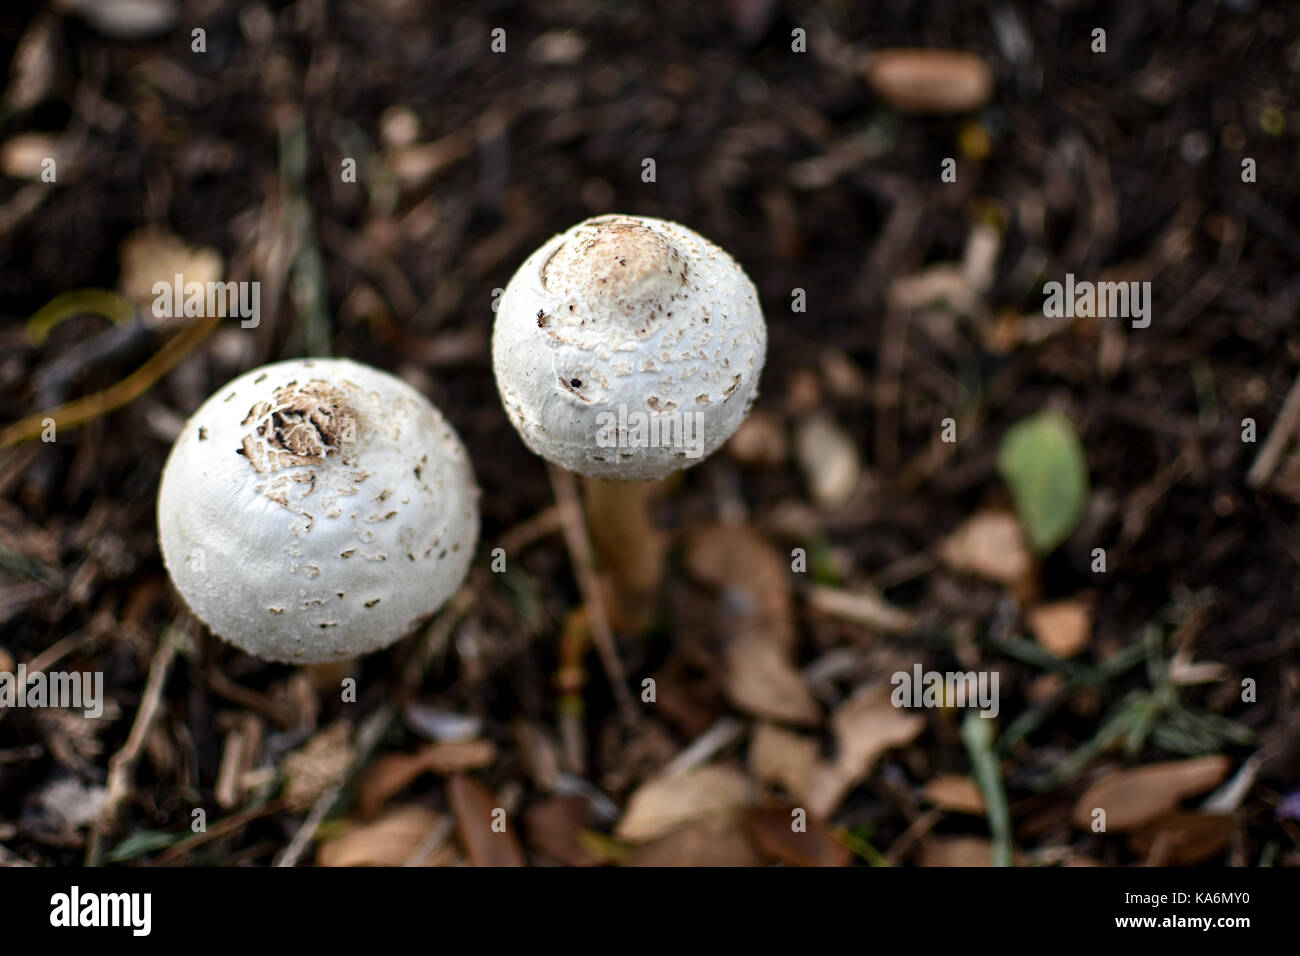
[157,358,479,663]
[492,214,767,480]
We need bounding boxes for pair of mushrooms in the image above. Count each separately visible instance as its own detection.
[157,215,767,663]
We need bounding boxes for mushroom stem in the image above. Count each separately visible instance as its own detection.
[580,477,666,632]
[302,659,357,696]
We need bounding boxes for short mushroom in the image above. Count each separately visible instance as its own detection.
[157,357,479,663]
[492,214,766,625]
[492,214,767,480]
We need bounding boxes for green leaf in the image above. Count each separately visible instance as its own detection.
[107,829,184,862]
[808,536,842,586]
[997,410,1089,554]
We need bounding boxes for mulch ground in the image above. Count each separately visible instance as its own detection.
[0,0,1297,866]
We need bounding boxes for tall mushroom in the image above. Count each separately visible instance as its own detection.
[492,214,767,626]
[157,358,479,663]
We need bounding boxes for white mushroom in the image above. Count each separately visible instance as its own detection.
[492,214,767,480]
[156,358,479,663]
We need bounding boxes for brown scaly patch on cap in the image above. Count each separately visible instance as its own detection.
[541,216,691,338]
[239,380,359,474]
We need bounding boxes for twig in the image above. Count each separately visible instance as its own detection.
[207,669,299,728]
[0,843,36,867]
[152,798,287,866]
[897,351,1034,495]
[87,626,182,865]
[874,307,907,473]
[496,504,563,555]
[402,814,455,867]
[872,551,936,591]
[403,585,476,685]
[0,628,101,729]
[275,703,394,867]
[25,629,100,676]
[0,184,49,238]
[805,584,917,633]
[885,806,944,865]
[0,444,43,498]
[546,462,640,730]
[1119,451,1192,547]
[1247,368,1300,489]
[661,717,746,777]
[835,826,892,866]
[0,313,221,449]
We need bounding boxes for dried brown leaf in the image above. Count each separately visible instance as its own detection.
[831,685,926,780]
[624,817,764,867]
[615,764,754,843]
[420,738,498,774]
[6,16,57,113]
[118,228,223,313]
[723,636,820,725]
[725,409,788,467]
[919,836,1026,866]
[808,685,926,817]
[1,133,68,181]
[282,721,353,813]
[1072,756,1232,832]
[795,412,861,509]
[1126,811,1234,865]
[748,723,823,807]
[938,509,1034,590]
[448,774,526,866]
[56,0,178,40]
[1027,599,1092,658]
[685,524,792,637]
[358,739,497,820]
[923,774,986,815]
[524,795,603,867]
[862,49,994,115]
[317,804,444,867]
[386,133,474,190]
[357,752,432,822]
[745,807,851,866]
